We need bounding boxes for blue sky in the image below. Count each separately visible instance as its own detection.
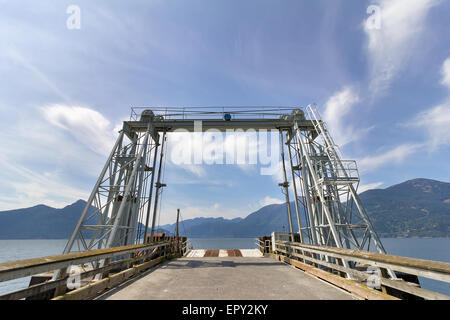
[0,0,449,225]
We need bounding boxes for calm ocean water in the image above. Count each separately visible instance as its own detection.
[0,238,448,297]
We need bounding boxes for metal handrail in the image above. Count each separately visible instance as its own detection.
[130,106,301,121]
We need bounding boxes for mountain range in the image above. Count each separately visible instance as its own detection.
[0,178,448,239]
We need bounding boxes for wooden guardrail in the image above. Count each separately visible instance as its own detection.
[0,240,187,300]
[274,241,450,300]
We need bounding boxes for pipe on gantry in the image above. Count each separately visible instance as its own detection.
[142,140,160,243]
[150,131,167,242]
[286,130,304,243]
[279,130,294,241]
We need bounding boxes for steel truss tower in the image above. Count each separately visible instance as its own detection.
[63,107,387,259]
[285,105,387,254]
[62,111,166,254]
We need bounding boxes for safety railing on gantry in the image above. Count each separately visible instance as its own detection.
[129,106,301,121]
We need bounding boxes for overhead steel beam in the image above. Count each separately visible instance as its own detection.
[123,119,317,133]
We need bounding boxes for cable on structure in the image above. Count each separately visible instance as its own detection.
[156,133,169,234]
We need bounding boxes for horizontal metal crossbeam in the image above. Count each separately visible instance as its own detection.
[123,119,317,133]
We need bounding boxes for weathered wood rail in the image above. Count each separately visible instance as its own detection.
[0,238,188,300]
[2,236,448,300]
[273,240,450,300]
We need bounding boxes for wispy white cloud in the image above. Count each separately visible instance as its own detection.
[183,165,207,178]
[358,143,422,172]
[157,202,244,225]
[322,87,371,146]
[4,46,72,104]
[357,181,384,193]
[0,153,90,210]
[166,132,208,177]
[167,130,279,177]
[259,196,284,207]
[404,57,450,151]
[0,105,123,210]
[407,103,450,151]
[364,0,439,96]
[357,56,450,173]
[41,105,118,156]
[440,57,450,89]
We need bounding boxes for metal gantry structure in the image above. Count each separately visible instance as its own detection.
[286,106,387,253]
[62,111,163,255]
[62,106,388,260]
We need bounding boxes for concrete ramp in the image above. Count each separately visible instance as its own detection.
[99,256,355,300]
[186,249,263,258]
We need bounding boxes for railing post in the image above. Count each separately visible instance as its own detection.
[101,258,112,278]
[378,267,390,294]
[53,267,69,298]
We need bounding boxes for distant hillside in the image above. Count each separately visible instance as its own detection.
[0,200,86,239]
[0,178,448,239]
[0,200,153,239]
[160,178,450,238]
[160,205,298,238]
[361,178,450,237]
